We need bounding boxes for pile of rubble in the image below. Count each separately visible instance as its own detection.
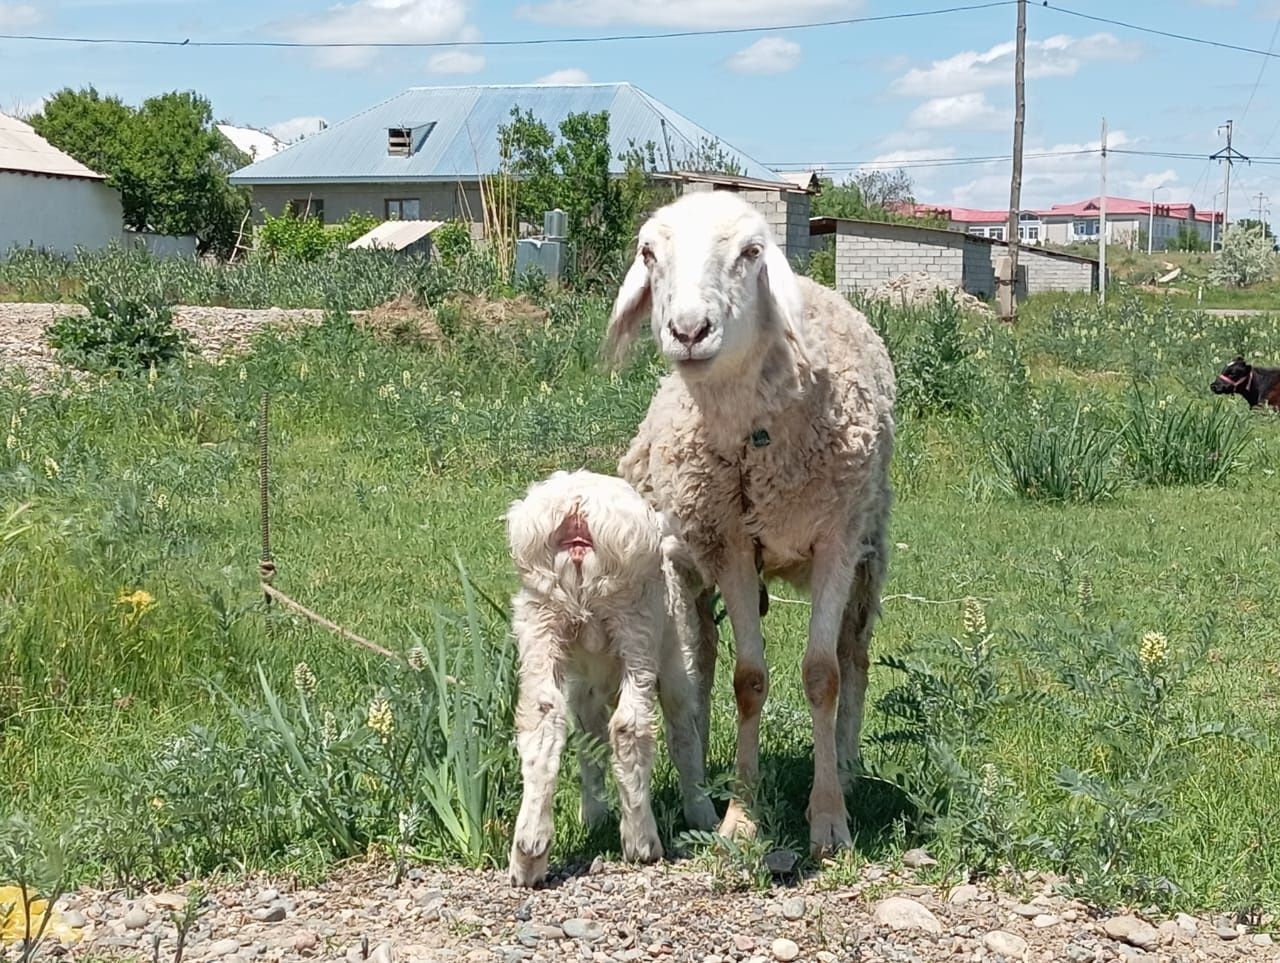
[864,272,995,317]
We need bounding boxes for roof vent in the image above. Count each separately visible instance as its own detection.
[388,127,412,156]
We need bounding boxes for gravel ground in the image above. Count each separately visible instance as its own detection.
[23,856,1275,963]
[0,301,325,386]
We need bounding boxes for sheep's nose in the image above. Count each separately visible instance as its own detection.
[668,318,711,346]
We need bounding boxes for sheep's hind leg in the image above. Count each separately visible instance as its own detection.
[837,533,886,793]
[717,549,769,842]
[657,620,718,831]
[804,537,860,858]
[509,654,570,887]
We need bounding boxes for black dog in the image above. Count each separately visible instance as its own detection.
[1210,356,1280,411]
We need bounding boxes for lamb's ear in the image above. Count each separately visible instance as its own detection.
[760,241,823,371]
[604,254,652,367]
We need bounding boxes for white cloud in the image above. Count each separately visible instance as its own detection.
[269,116,329,142]
[534,68,590,84]
[725,37,801,75]
[906,92,1007,131]
[1129,169,1181,194]
[271,0,474,70]
[940,131,1136,208]
[864,146,958,169]
[427,49,485,73]
[892,33,1141,97]
[0,2,39,28]
[516,0,860,29]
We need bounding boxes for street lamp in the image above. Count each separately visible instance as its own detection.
[1148,184,1169,255]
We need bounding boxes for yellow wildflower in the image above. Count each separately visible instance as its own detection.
[42,456,60,479]
[367,698,394,742]
[962,597,987,636]
[293,661,318,698]
[1139,631,1169,668]
[0,885,83,946]
[115,589,156,624]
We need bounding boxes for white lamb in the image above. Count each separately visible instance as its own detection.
[604,190,897,856]
[505,469,718,888]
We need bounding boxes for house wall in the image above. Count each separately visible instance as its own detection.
[0,171,123,258]
[249,182,487,227]
[675,181,812,264]
[831,221,966,294]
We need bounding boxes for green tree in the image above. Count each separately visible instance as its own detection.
[813,168,946,226]
[31,87,251,257]
[498,107,648,284]
[1209,222,1277,287]
[1168,223,1209,253]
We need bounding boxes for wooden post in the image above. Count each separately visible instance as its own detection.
[1002,0,1027,323]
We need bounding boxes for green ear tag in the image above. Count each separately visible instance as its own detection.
[750,428,771,449]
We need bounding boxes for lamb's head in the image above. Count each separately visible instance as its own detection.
[605,191,814,382]
[506,470,663,594]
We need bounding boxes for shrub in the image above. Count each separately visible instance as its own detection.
[806,247,835,288]
[431,220,473,268]
[255,211,381,262]
[989,400,1120,502]
[1209,224,1277,287]
[1122,388,1252,486]
[44,286,187,374]
[866,289,983,418]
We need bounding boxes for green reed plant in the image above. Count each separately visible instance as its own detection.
[1122,387,1252,486]
[989,399,1121,502]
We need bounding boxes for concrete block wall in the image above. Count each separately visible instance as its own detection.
[982,244,1094,294]
[832,221,965,294]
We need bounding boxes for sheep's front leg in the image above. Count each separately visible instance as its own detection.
[717,547,768,841]
[805,536,859,857]
[609,662,663,863]
[569,672,613,831]
[509,653,569,887]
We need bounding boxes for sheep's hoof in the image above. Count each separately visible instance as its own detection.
[621,820,664,864]
[717,801,758,841]
[808,811,853,858]
[684,793,719,832]
[508,844,550,888]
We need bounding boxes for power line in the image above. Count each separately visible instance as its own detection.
[1241,17,1280,124]
[0,1,1016,49]
[768,148,1097,170]
[1040,3,1280,60]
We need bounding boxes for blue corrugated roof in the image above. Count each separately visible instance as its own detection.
[230,83,784,185]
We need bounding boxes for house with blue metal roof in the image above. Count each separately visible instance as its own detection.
[229,83,813,259]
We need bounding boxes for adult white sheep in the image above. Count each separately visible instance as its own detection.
[505,469,718,887]
[605,190,896,855]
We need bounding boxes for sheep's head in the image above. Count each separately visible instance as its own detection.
[605,191,813,381]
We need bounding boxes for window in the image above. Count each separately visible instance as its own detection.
[385,198,422,220]
[288,198,324,224]
[1074,219,1099,237]
[968,226,986,236]
[1019,224,1039,242]
[987,226,1005,240]
[387,127,412,156]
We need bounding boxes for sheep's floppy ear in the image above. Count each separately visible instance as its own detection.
[604,253,652,366]
[760,241,823,371]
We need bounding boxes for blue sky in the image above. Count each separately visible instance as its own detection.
[3,0,1280,224]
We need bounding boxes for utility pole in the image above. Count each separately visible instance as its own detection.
[1099,118,1107,306]
[1211,120,1250,243]
[1253,191,1269,222]
[1001,0,1027,323]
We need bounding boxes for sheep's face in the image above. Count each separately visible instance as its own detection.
[506,470,662,593]
[605,192,810,381]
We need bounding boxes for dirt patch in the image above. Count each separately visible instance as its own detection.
[865,272,995,318]
[355,292,548,349]
[356,293,444,348]
[446,292,548,332]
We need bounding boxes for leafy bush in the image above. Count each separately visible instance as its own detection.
[431,220,473,268]
[866,289,983,418]
[1122,387,1252,486]
[989,400,1120,502]
[255,211,381,262]
[45,286,187,373]
[806,247,835,288]
[1209,223,1277,287]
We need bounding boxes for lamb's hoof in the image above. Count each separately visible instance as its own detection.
[508,843,550,888]
[684,793,719,832]
[808,811,853,859]
[717,801,758,841]
[621,822,664,864]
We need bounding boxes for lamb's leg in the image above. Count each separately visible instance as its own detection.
[716,548,768,841]
[509,651,569,888]
[657,621,718,831]
[805,535,861,858]
[609,660,663,863]
[570,673,614,831]
[837,529,887,791]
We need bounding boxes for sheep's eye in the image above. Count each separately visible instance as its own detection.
[742,243,763,261]
[640,244,655,266]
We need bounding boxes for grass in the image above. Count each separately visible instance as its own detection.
[1,272,1278,919]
